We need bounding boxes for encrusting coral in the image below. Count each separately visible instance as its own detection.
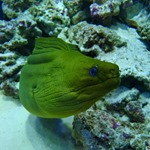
[0,51,26,97]
[137,24,150,42]
[0,11,42,97]
[0,13,42,51]
[2,0,41,19]
[73,107,150,149]
[58,21,126,52]
[28,0,70,36]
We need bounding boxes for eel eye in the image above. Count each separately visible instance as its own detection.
[90,66,98,77]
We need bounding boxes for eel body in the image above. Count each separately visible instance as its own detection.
[19,37,120,118]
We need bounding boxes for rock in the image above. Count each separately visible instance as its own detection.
[0,51,26,98]
[73,109,150,149]
[58,21,126,53]
[137,24,150,42]
[2,0,40,19]
[29,0,70,35]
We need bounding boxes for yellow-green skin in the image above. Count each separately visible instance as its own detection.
[19,37,120,118]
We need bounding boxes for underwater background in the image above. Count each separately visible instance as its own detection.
[0,0,150,150]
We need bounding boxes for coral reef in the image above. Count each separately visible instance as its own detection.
[2,0,41,19]
[98,23,150,90]
[0,12,42,51]
[0,0,150,149]
[0,12,42,97]
[120,0,150,27]
[90,0,121,25]
[2,0,70,35]
[29,0,70,35]
[0,51,26,98]
[73,107,150,149]
[73,86,150,149]
[120,0,150,43]
[104,87,145,123]
[120,1,145,27]
[63,0,90,24]
[89,0,150,28]
[137,24,150,42]
[63,0,85,17]
[0,0,69,97]
[58,21,126,52]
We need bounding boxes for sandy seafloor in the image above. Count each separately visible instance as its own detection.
[0,91,79,150]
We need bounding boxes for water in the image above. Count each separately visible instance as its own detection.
[0,1,3,20]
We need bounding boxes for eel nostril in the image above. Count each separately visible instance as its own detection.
[110,69,116,75]
[109,68,119,77]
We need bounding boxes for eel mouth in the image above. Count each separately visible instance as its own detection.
[103,77,121,89]
[74,77,121,96]
[97,68,120,84]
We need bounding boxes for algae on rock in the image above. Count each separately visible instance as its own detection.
[137,24,150,42]
[58,21,126,53]
[2,0,41,19]
[0,12,42,51]
[73,107,150,149]
[29,0,70,35]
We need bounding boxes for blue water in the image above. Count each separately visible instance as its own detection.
[0,1,3,20]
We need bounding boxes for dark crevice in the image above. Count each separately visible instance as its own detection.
[81,50,98,58]
[121,76,148,92]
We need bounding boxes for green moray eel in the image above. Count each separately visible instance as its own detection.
[19,37,120,118]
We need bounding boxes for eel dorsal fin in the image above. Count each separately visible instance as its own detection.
[33,37,70,54]
[28,37,79,64]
